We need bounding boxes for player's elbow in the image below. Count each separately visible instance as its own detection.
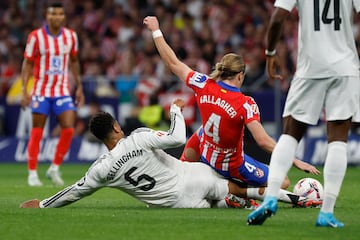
[172,134,186,146]
[166,61,182,76]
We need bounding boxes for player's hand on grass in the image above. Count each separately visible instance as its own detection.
[19,199,41,208]
[293,159,321,175]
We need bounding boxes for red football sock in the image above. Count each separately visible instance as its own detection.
[27,128,43,170]
[180,131,201,162]
[52,128,74,166]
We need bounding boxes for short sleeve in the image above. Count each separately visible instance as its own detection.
[242,96,261,125]
[274,0,296,12]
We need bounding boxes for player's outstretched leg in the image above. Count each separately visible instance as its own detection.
[315,211,344,228]
[247,196,278,225]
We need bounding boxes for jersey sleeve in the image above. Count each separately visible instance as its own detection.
[354,0,360,13]
[70,29,79,57]
[23,31,38,61]
[134,103,187,150]
[39,158,107,208]
[186,71,210,92]
[242,96,261,125]
[274,0,296,11]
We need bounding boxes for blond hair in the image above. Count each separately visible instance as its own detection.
[210,53,246,80]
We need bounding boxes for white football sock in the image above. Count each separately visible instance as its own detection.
[28,170,38,177]
[49,163,60,172]
[266,134,298,198]
[321,141,347,213]
[247,187,298,204]
[247,188,265,200]
[213,199,228,208]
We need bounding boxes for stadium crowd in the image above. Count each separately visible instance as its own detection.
[1,0,360,135]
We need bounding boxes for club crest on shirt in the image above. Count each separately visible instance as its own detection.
[255,168,264,178]
[156,131,165,137]
[32,101,39,109]
[62,44,70,54]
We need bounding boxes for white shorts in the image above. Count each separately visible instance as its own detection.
[173,162,228,208]
[283,76,360,125]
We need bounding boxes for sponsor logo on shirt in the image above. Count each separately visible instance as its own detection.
[189,72,207,88]
[56,97,73,106]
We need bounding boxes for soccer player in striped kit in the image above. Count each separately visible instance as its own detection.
[20,2,84,187]
[143,16,321,209]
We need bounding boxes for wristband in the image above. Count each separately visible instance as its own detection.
[265,49,276,57]
[152,29,163,39]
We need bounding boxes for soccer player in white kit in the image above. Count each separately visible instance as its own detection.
[248,0,360,228]
[20,99,247,209]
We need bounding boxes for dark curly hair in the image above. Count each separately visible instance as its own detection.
[89,112,115,141]
[47,2,64,8]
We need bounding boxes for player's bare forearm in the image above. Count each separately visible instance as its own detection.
[293,159,321,175]
[21,59,33,93]
[70,56,85,107]
[20,59,33,110]
[70,56,82,87]
[266,8,288,51]
[153,36,191,82]
[266,8,289,81]
[143,16,191,82]
[247,121,275,154]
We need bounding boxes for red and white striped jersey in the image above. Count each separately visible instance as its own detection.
[24,25,79,97]
[186,71,261,180]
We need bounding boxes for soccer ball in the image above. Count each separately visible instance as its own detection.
[293,178,324,200]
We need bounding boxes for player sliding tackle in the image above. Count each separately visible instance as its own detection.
[20,99,268,209]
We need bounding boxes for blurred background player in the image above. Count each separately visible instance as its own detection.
[247,0,360,228]
[20,2,84,186]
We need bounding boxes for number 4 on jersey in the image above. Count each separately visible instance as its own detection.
[204,113,221,144]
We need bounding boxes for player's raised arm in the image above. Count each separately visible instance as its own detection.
[141,99,187,150]
[265,7,289,82]
[143,16,192,83]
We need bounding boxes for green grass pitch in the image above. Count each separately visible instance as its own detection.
[0,163,359,240]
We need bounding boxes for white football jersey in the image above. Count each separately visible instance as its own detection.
[275,0,360,78]
[39,104,228,208]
